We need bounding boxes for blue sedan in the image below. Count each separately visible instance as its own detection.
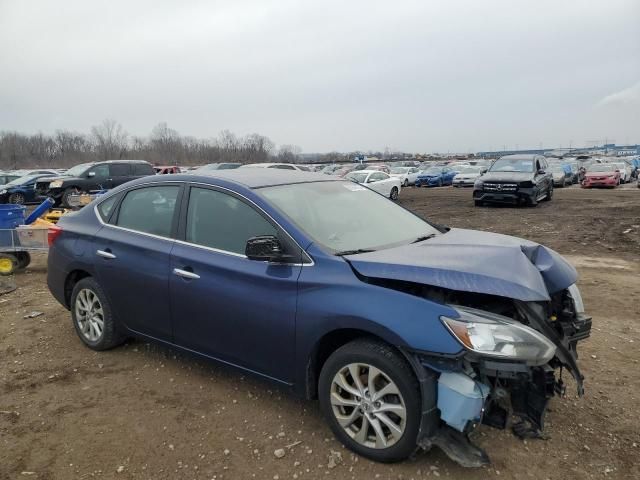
[46,170,591,466]
[414,167,458,187]
[0,174,56,204]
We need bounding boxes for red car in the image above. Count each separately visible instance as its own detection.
[154,166,180,175]
[581,164,620,188]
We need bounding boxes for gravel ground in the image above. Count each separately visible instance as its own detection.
[1,185,639,480]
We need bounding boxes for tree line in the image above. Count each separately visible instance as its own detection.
[0,119,348,170]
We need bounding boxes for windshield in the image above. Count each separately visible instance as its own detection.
[259,181,439,253]
[490,158,534,173]
[65,162,94,177]
[5,175,38,187]
[345,172,368,183]
[422,167,442,175]
[587,164,616,172]
[457,166,481,174]
[390,167,409,174]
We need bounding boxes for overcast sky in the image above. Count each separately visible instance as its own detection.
[1,0,639,153]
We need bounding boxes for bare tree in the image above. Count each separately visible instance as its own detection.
[90,119,129,160]
[276,144,302,163]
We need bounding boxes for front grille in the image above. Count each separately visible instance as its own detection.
[483,182,517,192]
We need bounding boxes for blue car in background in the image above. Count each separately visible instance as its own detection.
[0,174,55,205]
[415,166,458,187]
[46,170,591,466]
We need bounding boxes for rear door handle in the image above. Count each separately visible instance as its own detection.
[173,268,200,280]
[96,249,116,259]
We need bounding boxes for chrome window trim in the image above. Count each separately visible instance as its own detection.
[93,180,315,266]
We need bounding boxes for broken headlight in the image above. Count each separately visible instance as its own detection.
[441,306,556,365]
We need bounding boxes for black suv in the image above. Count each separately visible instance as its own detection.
[473,154,553,207]
[36,160,154,206]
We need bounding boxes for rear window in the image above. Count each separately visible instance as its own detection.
[133,163,154,175]
[97,194,122,222]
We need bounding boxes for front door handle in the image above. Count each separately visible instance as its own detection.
[96,249,116,259]
[173,268,200,280]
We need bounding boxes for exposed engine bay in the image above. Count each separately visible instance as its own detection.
[365,277,592,466]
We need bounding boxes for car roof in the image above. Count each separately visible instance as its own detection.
[136,169,339,189]
[348,170,383,174]
[498,154,540,160]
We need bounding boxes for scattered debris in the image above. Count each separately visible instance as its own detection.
[23,311,43,319]
[327,450,342,469]
[274,448,286,459]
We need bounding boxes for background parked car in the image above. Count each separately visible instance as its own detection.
[194,163,241,172]
[389,166,420,186]
[548,164,572,187]
[154,166,180,174]
[0,172,20,186]
[610,162,632,183]
[473,154,553,206]
[35,160,155,207]
[0,174,57,204]
[452,166,483,187]
[581,164,620,188]
[415,166,458,187]
[345,170,402,199]
[240,163,307,170]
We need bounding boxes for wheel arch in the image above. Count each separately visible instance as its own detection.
[304,328,415,400]
[64,269,92,308]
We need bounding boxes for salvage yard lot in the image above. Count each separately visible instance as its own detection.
[1,186,639,480]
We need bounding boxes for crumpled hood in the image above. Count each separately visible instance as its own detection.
[345,228,578,301]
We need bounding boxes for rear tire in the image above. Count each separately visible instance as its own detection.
[15,252,31,269]
[390,187,399,201]
[70,277,126,351]
[403,179,409,187]
[318,339,423,463]
[543,184,553,201]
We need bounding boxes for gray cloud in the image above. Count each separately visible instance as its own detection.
[1,0,639,152]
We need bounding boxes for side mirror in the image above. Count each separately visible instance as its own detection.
[537,169,545,175]
[87,171,96,178]
[615,169,620,173]
[366,178,375,183]
[246,235,290,262]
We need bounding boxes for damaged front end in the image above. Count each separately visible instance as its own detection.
[407,285,592,467]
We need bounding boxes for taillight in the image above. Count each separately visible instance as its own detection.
[48,225,62,246]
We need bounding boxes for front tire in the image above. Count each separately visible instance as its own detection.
[61,187,81,208]
[70,277,125,351]
[403,179,409,187]
[318,339,422,463]
[390,187,399,201]
[8,193,25,204]
[543,184,553,201]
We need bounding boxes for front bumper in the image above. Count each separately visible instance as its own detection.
[415,177,440,187]
[473,187,535,204]
[452,179,475,187]
[410,290,591,467]
[581,178,617,188]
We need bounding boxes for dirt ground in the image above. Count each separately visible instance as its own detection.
[1,185,639,480]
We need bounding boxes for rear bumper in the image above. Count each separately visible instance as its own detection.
[46,246,70,309]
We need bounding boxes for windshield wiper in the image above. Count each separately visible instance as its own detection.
[334,248,376,256]
[411,234,437,243]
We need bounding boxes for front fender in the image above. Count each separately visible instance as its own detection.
[293,253,463,393]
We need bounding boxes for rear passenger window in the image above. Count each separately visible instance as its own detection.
[109,164,131,177]
[186,187,277,255]
[116,186,179,237]
[133,163,155,175]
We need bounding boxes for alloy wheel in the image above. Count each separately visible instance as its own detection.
[9,193,25,204]
[75,288,105,342]
[330,363,406,449]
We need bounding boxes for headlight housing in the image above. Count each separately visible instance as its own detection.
[0,189,6,195]
[49,180,63,188]
[441,306,556,365]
